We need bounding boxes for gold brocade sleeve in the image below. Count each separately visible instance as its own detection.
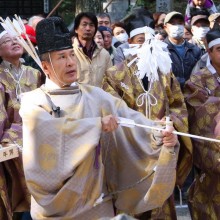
[184,68,220,175]
[163,73,193,186]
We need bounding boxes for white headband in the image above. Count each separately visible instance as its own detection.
[130,26,155,38]
[130,27,145,38]
[208,38,220,48]
[0,31,7,40]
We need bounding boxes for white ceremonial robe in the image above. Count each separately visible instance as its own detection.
[20,79,179,220]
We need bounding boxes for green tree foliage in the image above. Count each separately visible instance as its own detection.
[51,0,104,24]
[51,0,220,25]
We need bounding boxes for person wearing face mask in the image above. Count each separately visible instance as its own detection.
[103,14,193,220]
[112,22,129,47]
[190,14,210,54]
[20,16,179,220]
[184,25,220,220]
[114,26,146,65]
[164,11,202,89]
[114,9,156,65]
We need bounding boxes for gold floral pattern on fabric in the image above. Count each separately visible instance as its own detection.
[103,61,192,186]
[184,67,220,219]
[102,61,192,219]
[0,63,41,219]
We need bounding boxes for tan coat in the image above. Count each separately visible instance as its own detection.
[20,82,179,220]
[73,38,112,87]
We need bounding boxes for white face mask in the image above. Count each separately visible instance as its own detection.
[168,25,184,39]
[115,32,129,43]
[192,26,210,40]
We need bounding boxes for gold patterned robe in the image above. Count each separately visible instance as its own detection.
[20,81,179,220]
[184,67,220,220]
[102,61,193,219]
[0,62,41,220]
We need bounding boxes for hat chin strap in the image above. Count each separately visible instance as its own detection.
[48,52,68,87]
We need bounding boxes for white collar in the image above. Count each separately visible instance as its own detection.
[45,78,77,90]
[206,56,216,75]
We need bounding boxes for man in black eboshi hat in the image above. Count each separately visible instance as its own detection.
[19,16,177,220]
[184,24,220,219]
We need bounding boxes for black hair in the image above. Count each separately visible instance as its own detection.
[190,7,210,17]
[96,12,111,23]
[74,12,98,37]
[39,53,49,61]
[96,29,104,40]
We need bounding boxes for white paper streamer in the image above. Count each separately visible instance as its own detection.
[123,27,172,82]
[0,15,43,72]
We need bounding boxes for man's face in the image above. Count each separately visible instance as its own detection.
[75,16,96,41]
[42,49,77,87]
[0,34,23,60]
[129,33,145,44]
[193,0,206,7]
[191,19,210,40]
[103,31,112,49]
[98,16,111,27]
[164,17,184,39]
[208,44,220,68]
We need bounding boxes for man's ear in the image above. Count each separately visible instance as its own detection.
[128,38,132,44]
[41,61,51,78]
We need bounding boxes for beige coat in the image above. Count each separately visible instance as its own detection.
[73,38,112,87]
[20,82,179,220]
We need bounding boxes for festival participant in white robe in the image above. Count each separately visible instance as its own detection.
[19,17,179,220]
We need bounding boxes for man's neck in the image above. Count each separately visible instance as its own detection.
[4,58,20,68]
[169,37,184,45]
[78,37,93,50]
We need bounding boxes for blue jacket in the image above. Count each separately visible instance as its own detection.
[164,38,201,89]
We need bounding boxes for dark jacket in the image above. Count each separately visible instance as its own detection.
[164,38,201,89]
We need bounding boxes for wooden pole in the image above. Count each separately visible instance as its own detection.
[46,0,65,18]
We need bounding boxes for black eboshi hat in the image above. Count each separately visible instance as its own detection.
[36,17,73,55]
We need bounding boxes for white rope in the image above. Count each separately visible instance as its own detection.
[134,73,158,118]
[118,117,220,144]
[6,67,24,102]
[136,78,157,107]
